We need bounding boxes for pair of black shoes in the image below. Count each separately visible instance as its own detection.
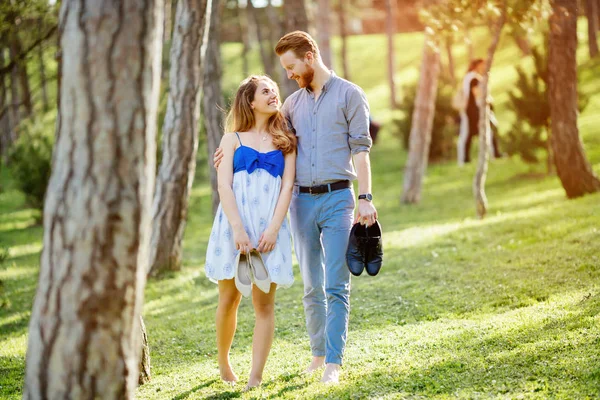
[346,220,383,276]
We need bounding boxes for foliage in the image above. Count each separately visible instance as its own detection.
[7,113,55,211]
[394,77,459,162]
[505,45,590,164]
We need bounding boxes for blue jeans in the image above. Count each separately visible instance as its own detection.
[289,187,354,365]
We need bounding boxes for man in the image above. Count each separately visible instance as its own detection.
[215,31,377,384]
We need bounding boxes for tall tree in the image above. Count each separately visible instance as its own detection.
[24,0,163,398]
[401,35,441,204]
[282,0,309,97]
[585,0,599,57]
[37,18,49,111]
[10,33,33,117]
[266,0,283,82]
[316,0,333,68]
[148,0,208,276]
[473,3,506,219]
[385,0,398,109]
[338,0,350,80]
[549,0,600,197]
[203,0,225,215]
[236,0,250,77]
[247,0,275,77]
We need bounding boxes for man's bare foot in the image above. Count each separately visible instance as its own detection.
[321,363,340,384]
[303,356,325,374]
[219,365,238,384]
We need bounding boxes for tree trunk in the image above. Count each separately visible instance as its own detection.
[8,45,19,143]
[148,0,208,276]
[282,0,309,98]
[0,47,11,161]
[385,0,398,109]
[38,19,50,112]
[549,0,600,197]
[138,316,151,385]
[585,0,599,57]
[514,35,531,56]
[465,28,474,62]
[339,0,350,80]
[316,0,333,68]
[401,39,441,204]
[10,34,33,117]
[237,0,250,77]
[445,36,455,85]
[248,0,275,78]
[473,8,506,219]
[266,0,283,83]
[203,0,225,215]
[24,0,163,398]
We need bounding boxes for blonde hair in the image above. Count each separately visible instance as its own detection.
[275,30,320,60]
[225,75,297,155]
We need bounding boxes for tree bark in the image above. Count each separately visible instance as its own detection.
[8,45,19,142]
[247,0,275,78]
[585,0,599,57]
[316,0,333,68]
[282,0,309,98]
[339,0,350,80]
[236,0,250,77]
[401,39,441,204]
[38,18,50,112]
[266,0,283,82]
[0,46,10,161]
[24,0,163,398]
[473,7,506,219]
[138,316,151,385]
[549,0,600,197]
[385,0,398,109]
[10,33,33,117]
[445,36,455,85]
[203,0,225,215]
[514,34,532,56]
[148,0,208,276]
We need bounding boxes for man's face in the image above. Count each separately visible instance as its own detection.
[279,50,315,89]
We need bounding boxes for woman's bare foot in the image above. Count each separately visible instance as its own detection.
[243,376,262,391]
[321,363,340,384]
[219,365,238,384]
[303,356,325,374]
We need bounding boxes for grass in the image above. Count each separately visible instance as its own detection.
[1,21,600,399]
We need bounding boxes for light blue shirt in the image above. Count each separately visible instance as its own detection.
[281,71,372,187]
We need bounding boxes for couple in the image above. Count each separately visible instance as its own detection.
[205,31,378,390]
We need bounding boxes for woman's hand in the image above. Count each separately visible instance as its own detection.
[257,226,279,253]
[234,227,252,254]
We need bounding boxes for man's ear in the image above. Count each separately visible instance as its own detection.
[305,51,314,64]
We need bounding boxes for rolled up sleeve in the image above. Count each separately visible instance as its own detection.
[346,87,372,154]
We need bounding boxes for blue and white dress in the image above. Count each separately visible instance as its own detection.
[205,132,294,288]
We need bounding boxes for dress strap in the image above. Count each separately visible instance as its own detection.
[234,132,242,145]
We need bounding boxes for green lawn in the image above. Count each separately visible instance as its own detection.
[1,22,600,399]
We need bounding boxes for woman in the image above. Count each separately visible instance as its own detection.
[204,75,296,389]
[457,59,501,164]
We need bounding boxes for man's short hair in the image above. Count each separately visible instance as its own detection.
[275,31,320,60]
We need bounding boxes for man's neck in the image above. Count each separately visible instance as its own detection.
[309,64,332,96]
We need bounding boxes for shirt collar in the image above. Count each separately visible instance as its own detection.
[306,70,337,94]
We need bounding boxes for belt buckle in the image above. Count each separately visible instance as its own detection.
[308,186,313,194]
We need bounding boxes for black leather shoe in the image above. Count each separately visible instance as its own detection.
[364,221,383,276]
[346,223,366,276]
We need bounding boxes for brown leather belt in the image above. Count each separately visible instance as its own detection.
[296,180,351,195]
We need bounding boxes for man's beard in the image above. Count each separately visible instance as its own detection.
[296,65,315,89]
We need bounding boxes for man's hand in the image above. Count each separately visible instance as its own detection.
[354,200,377,227]
[213,147,224,169]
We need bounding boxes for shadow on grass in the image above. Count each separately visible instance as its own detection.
[171,379,219,400]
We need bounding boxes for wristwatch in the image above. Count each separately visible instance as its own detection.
[358,193,373,202]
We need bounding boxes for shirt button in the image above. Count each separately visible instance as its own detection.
[312,164,315,167]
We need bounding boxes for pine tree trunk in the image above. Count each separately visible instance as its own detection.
[237,0,250,77]
[385,0,398,109]
[38,19,50,112]
[248,0,275,78]
[549,0,600,197]
[138,316,151,385]
[203,0,225,215]
[316,0,333,68]
[23,0,163,398]
[445,36,455,85]
[401,40,441,204]
[339,0,350,80]
[10,34,33,117]
[148,0,208,276]
[474,8,506,219]
[585,0,599,57]
[282,0,309,98]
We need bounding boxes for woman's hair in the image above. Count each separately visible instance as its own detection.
[275,30,320,60]
[468,58,485,72]
[225,75,297,155]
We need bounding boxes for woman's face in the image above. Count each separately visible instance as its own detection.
[251,80,280,116]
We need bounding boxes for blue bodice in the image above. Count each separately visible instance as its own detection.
[233,145,285,178]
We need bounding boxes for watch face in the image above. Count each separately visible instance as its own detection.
[359,194,372,201]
